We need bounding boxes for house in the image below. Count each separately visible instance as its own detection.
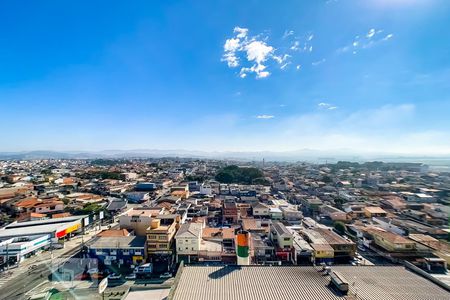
[252,202,270,218]
[201,227,236,263]
[175,222,203,263]
[119,207,161,236]
[34,199,64,214]
[319,205,348,223]
[251,233,275,263]
[367,227,416,253]
[314,228,355,261]
[280,206,303,223]
[14,197,64,215]
[125,192,150,204]
[363,206,388,218]
[270,221,293,261]
[269,207,283,220]
[223,201,238,224]
[106,197,128,213]
[199,183,212,196]
[242,218,270,236]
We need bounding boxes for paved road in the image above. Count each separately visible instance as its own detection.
[0,225,112,300]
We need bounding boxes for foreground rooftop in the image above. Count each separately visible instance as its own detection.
[172,266,450,300]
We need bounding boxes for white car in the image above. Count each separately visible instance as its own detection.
[87,268,99,274]
[108,273,122,280]
[159,272,172,279]
[125,273,136,280]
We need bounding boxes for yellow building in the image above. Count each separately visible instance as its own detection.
[146,216,179,255]
[368,228,416,252]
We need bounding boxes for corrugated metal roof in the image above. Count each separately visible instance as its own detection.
[172,266,450,300]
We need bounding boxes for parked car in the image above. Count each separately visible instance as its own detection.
[108,273,122,280]
[87,268,99,274]
[125,273,136,280]
[159,272,172,279]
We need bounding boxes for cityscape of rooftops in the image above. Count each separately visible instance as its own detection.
[0,1,449,299]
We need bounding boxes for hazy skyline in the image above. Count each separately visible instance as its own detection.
[1,0,450,155]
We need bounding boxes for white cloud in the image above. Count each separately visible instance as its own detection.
[367,28,376,38]
[245,41,274,64]
[256,114,275,119]
[240,63,270,79]
[382,33,394,41]
[338,28,394,54]
[222,27,293,79]
[308,34,314,41]
[222,52,239,67]
[224,38,240,52]
[273,54,290,65]
[283,30,294,39]
[290,41,300,51]
[296,64,301,70]
[280,62,290,70]
[318,102,338,110]
[312,58,326,66]
[234,26,248,38]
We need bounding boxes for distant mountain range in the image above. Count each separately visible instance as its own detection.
[1,149,450,166]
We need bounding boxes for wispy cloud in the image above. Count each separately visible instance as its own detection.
[256,114,275,119]
[289,33,314,53]
[312,58,326,66]
[283,30,294,39]
[318,102,338,110]
[222,27,293,78]
[338,28,394,54]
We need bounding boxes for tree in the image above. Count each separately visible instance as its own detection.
[334,221,346,235]
[215,165,265,185]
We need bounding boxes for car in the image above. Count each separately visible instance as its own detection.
[159,272,172,279]
[125,273,136,280]
[108,273,122,280]
[87,268,99,274]
[357,245,366,252]
[356,254,363,260]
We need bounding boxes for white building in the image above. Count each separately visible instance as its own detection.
[199,183,212,196]
[175,223,203,263]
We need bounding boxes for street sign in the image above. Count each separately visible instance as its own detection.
[99,211,104,220]
[98,277,108,294]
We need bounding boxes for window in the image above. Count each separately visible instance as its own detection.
[148,244,157,249]
[148,235,157,239]
[159,244,168,248]
[283,238,290,241]
[158,235,166,240]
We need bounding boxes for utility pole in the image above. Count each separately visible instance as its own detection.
[5,243,8,270]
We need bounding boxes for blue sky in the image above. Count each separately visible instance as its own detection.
[1,0,450,154]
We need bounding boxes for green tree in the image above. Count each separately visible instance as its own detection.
[334,221,346,235]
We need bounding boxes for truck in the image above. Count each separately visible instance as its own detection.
[134,263,153,278]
